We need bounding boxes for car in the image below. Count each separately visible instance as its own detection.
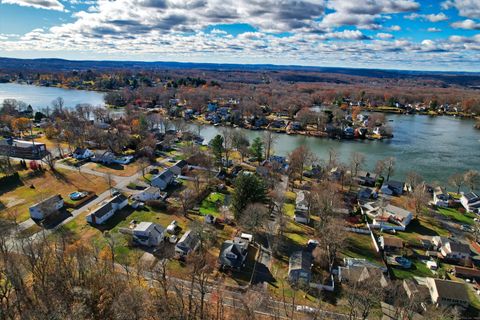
[296,305,317,314]
[166,220,180,234]
[168,235,178,244]
[69,191,87,200]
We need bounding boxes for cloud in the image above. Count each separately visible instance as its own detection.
[442,0,480,19]
[389,25,401,31]
[1,0,64,10]
[376,32,394,39]
[405,12,448,22]
[427,27,442,32]
[451,19,480,29]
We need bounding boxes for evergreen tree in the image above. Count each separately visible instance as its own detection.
[209,134,224,163]
[231,173,266,220]
[249,137,263,162]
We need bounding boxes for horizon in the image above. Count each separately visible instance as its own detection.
[1,0,480,71]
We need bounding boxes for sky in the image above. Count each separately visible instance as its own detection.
[0,0,480,71]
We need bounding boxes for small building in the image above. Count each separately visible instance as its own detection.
[453,266,480,281]
[288,251,312,286]
[218,238,249,270]
[379,236,404,253]
[433,186,450,207]
[294,210,310,224]
[380,180,405,196]
[132,222,165,247]
[132,186,162,202]
[356,171,377,187]
[0,138,48,159]
[440,241,471,261]
[175,229,201,257]
[362,203,413,231]
[403,279,430,301]
[460,192,480,214]
[426,278,469,309]
[338,265,389,288]
[72,147,94,160]
[91,151,115,164]
[151,169,175,190]
[170,160,189,176]
[295,191,309,212]
[29,194,64,220]
[86,194,128,225]
[358,187,376,200]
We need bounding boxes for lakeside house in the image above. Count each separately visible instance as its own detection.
[86,194,128,225]
[29,194,64,220]
[132,222,165,247]
[361,202,413,231]
[0,138,48,159]
[132,186,163,202]
[151,169,175,190]
[440,241,471,262]
[175,229,201,257]
[460,192,480,214]
[288,251,313,286]
[218,238,249,271]
[425,278,469,309]
[380,180,405,196]
[379,236,404,253]
[338,264,389,288]
[433,186,450,207]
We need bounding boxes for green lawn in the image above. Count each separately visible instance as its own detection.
[391,259,433,280]
[396,217,449,246]
[341,233,384,266]
[437,207,475,226]
[199,192,225,216]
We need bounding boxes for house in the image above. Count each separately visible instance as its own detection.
[453,266,480,281]
[380,180,405,196]
[426,278,469,309]
[218,238,249,270]
[295,191,309,212]
[91,150,115,164]
[361,202,413,231]
[132,186,162,202]
[150,169,175,190]
[460,192,480,214]
[379,236,404,253]
[431,236,450,250]
[132,222,165,247]
[380,302,424,320]
[356,171,377,187]
[86,194,128,225]
[72,147,94,160]
[288,251,312,286]
[0,138,48,159]
[403,279,430,301]
[294,210,310,224]
[170,160,188,176]
[175,229,201,257]
[29,194,64,220]
[358,187,376,200]
[440,241,470,261]
[338,265,389,288]
[433,187,450,207]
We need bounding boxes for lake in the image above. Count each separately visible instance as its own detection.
[0,83,105,109]
[0,83,478,184]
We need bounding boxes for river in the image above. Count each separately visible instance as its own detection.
[0,83,478,184]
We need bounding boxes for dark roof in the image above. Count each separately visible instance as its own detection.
[174,160,188,168]
[449,242,471,254]
[432,279,469,302]
[155,169,175,181]
[464,192,479,202]
[288,251,312,273]
[92,202,113,219]
[385,180,404,189]
[218,239,248,268]
[382,236,403,248]
[73,147,87,154]
[454,266,480,278]
[30,194,63,210]
[176,230,200,254]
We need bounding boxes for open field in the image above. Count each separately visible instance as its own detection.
[84,162,142,177]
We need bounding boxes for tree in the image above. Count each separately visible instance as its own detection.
[314,217,346,271]
[350,152,365,178]
[138,157,150,178]
[262,130,277,160]
[464,170,480,192]
[383,157,396,181]
[287,145,314,184]
[249,137,263,162]
[408,183,430,218]
[178,188,195,216]
[232,131,250,162]
[231,173,267,220]
[345,276,384,320]
[209,134,224,163]
[239,203,269,235]
[12,117,31,137]
[449,173,464,194]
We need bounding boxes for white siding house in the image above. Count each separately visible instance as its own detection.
[29,194,64,220]
[460,192,480,214]
[132,186,162,202]
[86,194,128,225]
[151,169,175,190]
[133,222,165,247]
[433,187,450,207]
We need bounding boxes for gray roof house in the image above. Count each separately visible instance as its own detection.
[151,169,175,190]
[218,238,249,270]
[175,229,201,256]
[91,150,115,164]
[288,251,313,286]
[86,194,128,225]
[170,160,188,176]
[380,180,405,196]
[29,194,64,220]
[132,222,165,247]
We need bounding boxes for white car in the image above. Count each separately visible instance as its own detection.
[296,305,317,314]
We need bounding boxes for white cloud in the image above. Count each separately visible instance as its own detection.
[451,19,480,30]
[405,12,448,22]
[442,0,480,19]
[427,27,442,32]
[1,0,64,10]
[389,25,401,31]
[376,32,394,39]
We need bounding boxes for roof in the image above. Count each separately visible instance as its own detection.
[288,251,312,273]
[464,192,480,202]
[448,242,471,254]
[218,239,248,268]
[10,139,46,148]
[381,236,403,248]
[341,266,386,286]
[154,169,175,182]
[30,194,62,210]
[73,147,87,154]
[134,222,164,234]
[173,160,188,168]
[431,279,469,302]
[142,186,161,195]
[384,180,404,189]
[90,194,127,219]
[385,205,411,219]
[176,230,200,252]
[454,266,480,278]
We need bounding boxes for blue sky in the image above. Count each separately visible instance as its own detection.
[0,0,479,71]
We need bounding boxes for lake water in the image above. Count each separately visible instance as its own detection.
[0,83,478,184]
[0,83,105,109]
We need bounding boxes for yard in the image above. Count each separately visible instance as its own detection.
[84,162,142,177]
[396,216,450,247]
[199,192,226,217]
[390,259,433,280]
[437,207,475,226]
[341,232,384,266]
[0,168,109,222]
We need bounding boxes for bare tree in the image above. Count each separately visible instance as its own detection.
[262,130,277,160]
[449,173,465,195]
[350,152,365,178]
[239,203,269,236]
[464,169,480,192]
[408,183,431,218]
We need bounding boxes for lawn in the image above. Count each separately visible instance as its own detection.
[199,192,226,216]
[84,162,141,177]
[396,216,449,247]
[0,168,109,222]
[437,207,475,226]
[391,259,433,280]
[341,232,384,266]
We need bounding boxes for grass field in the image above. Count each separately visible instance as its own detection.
[84,162,141,177]
[199,192,225,216]
[437,207,475,226]
[341,232,384,266]
[0,168,109,222]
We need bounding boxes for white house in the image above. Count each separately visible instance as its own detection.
[433,187,450,207]
[175,229,201,256]
[362,202,413,231]
[170,160,188,176]
[460,192,480,214]
[29,194,64,220]
[86,194,128,225]
[440,241,471,261]
[151,169,175,190]
[295,191,309,212]
[91,151,116,164]
[72,147,94,160]
[132,186,162,202]
[132,222,165,247]
[426,278,469,309]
